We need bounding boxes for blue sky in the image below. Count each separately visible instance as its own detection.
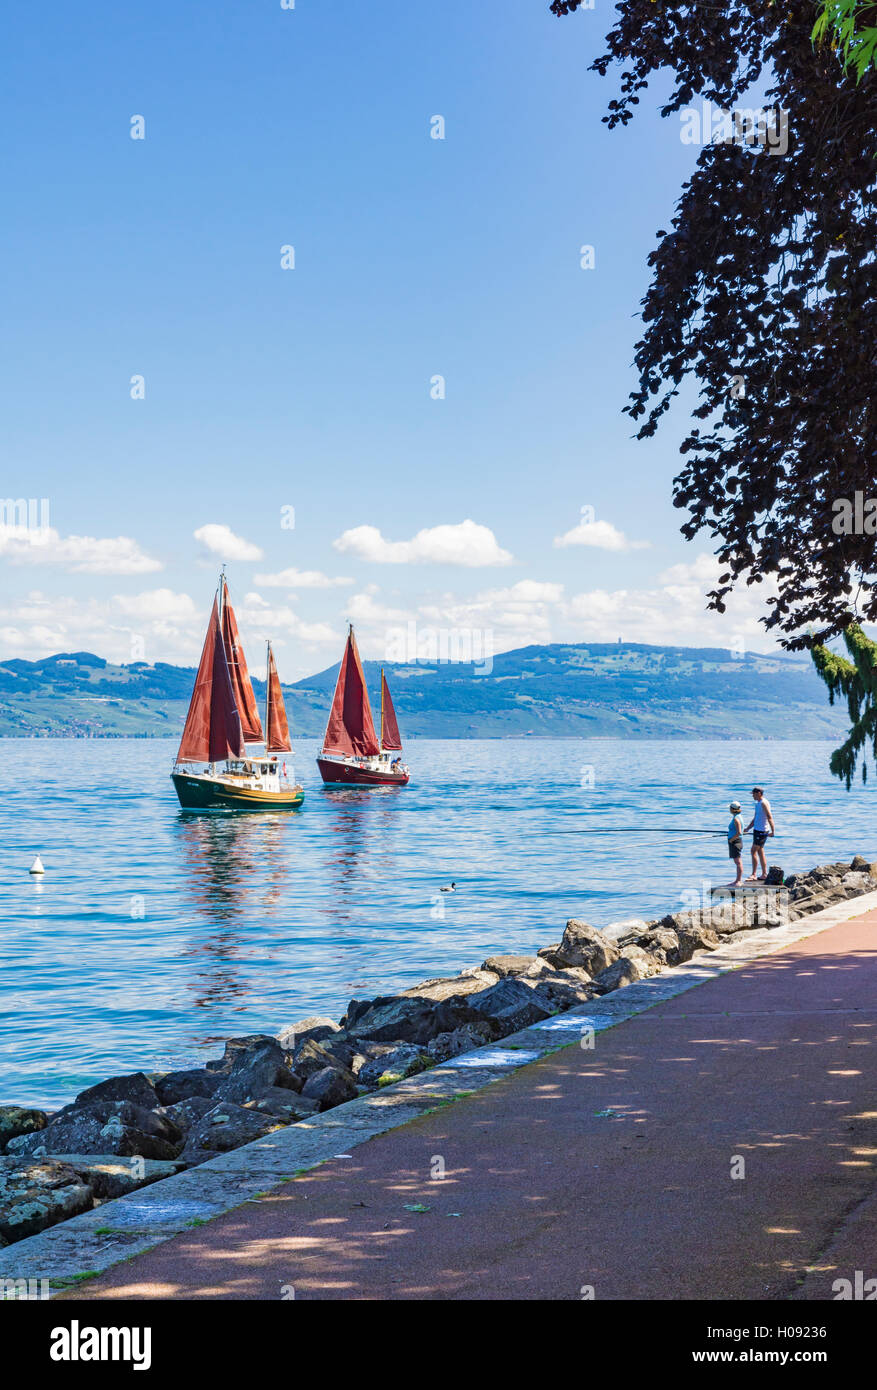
[0,0,775,677]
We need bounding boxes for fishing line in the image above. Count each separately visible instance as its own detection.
[545,827,735,836]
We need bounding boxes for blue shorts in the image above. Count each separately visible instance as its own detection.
[753,830,769,848]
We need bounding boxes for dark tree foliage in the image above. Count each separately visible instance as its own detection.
[552,0,877,650]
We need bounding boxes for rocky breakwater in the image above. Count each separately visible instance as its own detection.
[2,856,874,1248]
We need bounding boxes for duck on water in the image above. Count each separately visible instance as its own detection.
[170,572,305,811]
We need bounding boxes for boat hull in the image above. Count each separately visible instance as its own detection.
[316,756,409,787]
[171,772,305,811]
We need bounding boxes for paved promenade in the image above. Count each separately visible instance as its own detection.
[60,907,877,1301]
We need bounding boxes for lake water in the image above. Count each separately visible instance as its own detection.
[1,738,871,1109]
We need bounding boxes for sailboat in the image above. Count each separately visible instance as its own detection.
[171,575,305,810]
[316,625,410,786]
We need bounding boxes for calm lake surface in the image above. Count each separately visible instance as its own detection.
[1,737,871,1109]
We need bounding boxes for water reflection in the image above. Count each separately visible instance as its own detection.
[173,812,300,1015]
[175,812,290,921]
[319,786,406,918]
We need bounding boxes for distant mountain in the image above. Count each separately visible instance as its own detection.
[0,642,847,739]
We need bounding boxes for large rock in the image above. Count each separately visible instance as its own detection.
[426,968,501,996]
[533,969,595,1010]
[342,999,374,1030]
[751,893,790,928]
[159,1036,303,1109]
[318,1032,359,1071]
[466,978,552,1034]
[344,1041,397,1078]
[0,1158,92,1244]
[539,920,619,974]
[7,1101,183,1162]
[276,1016,341,1052]
[789,891,833,916]
[674,924,720,961]
[591,957,644,993]
[426,1022,498,1063]
[810,871,844,892]
[840,870,873,898]
[53,1155,185,1200]
[619,945,661,977]
[74,1072,161,1111]
[518,959,562,983]
[635,927,681,966]
[601,918,652,944]
[211,1036,301,1103]
[292,1038,356,1087]
[153,1068,226,1106]
[346,992,476,1045]
[162,1096,218,1134]
[347,971,500,1034]
[481,955,539,978]
[661,905,734,942]
[244,1088,320,1123]
[181,1104,286,1163]
[0,1106,47,1154]
[359,1046,432,1089]
[301,1067,358,1111]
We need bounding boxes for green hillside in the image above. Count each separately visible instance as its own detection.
[0,643,847,739]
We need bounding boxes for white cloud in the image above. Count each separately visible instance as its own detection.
[253,567,353,589]
[346,580,564,658]
[237,592,340,651]
[0,589,200,664]
[658,554,724,586]
[418,581,563,648]
[553,519,650,552]
[343,558,780,662]
[566,553,777,649]
[0,525,162,574]
[333,519,514,567]
[113,589,200,623]
[347,590,411,625]
[194,524,263,563]
[0,552,781,679]
[0,586,340,674]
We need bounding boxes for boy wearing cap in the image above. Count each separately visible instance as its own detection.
[727,801,744,886]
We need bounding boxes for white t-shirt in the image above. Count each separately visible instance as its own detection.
[753,797,771,831]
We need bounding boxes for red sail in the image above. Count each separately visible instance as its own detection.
[176,598,245,763]
[380,670,402,751]
[265,646,292,753]
[322,628,380,757]
[221,582,264,744]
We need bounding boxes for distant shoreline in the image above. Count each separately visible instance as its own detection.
[0,640,846,740]
[0,732,846,742]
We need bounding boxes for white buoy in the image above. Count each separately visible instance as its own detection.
[29,855,45,876]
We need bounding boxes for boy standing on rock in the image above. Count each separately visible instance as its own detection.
[745,786,775,881]
[727,801,744,886]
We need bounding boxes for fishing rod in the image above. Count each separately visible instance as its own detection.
[547,827,732,835]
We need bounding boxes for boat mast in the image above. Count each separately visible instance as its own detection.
[265,641,271,756]
[380,666,384,754]
[212,567,226,777]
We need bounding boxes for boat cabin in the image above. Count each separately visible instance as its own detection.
[222,756,292,788]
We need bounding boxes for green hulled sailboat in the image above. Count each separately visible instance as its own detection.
[171,575,304,811]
